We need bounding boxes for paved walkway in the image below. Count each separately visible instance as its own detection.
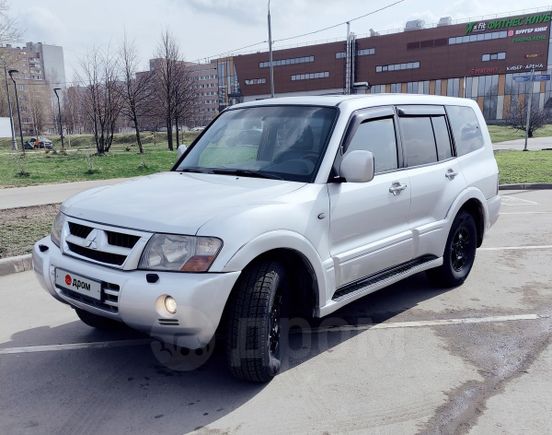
[494,136,552,151]
[0,178,131,210]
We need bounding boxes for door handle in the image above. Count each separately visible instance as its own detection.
[445,169,459,180]
[389,182,407,196]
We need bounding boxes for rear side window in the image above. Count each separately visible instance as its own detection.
[446,105,484,156]
[431,116,453,160]
[399,117,437,166]
[347,117,398,173]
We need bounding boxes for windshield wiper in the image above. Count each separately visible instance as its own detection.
[211,168,284,180]
[178,167,215,174]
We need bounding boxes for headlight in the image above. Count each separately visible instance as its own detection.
[51,212,65,247]
[138,234,222,272]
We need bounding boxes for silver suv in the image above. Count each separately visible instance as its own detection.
[34,94,501,382]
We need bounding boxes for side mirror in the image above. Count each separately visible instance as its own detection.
[339,150,375,183]
[177,144,187,159]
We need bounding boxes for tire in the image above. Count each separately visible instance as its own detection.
[225,260,287,383]
[75,308,122,330]
[427,211,478,288]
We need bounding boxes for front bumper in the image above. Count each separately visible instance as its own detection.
[32,236,241,349]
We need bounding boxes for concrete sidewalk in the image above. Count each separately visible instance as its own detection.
[494,136,552,151]
[0,178,131,210]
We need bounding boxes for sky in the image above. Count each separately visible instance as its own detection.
[9,0,547,82]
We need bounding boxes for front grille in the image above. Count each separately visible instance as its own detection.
[60,282,120,313]
[67,242,126,266]
[106,231,140,249]
[64,220,145,268]
[68,222,93,238]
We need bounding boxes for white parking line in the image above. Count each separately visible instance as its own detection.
[480,245,552,251]
[0,315,546,355]
[501,196,539,206]
[500,212,552,215]
[309,314,544,334]
[0,339,151,355]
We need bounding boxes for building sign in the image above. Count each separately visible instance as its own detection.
[470,66,498,75]
[510,26,548,35]
[506,63,545,72]
[513,34,547,43]
[465,12,551,34]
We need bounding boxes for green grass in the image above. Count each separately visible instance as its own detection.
[0,131,200,187]
[0,146,177,187]
[488,124,552,143]
[495,150,552,184]
[0,131,199,152]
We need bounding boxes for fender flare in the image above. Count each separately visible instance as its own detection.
[222,230,331,306]
[446,187,488,234]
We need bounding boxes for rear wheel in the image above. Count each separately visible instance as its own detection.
[225,260,287,383]
[75,308,122,330]
[427,211,477,287]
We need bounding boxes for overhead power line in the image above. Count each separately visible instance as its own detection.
[274,0,407,44]
[195,40,267,63]
[195,0,407,62]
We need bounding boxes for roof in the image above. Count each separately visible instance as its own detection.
[231,94,478,112]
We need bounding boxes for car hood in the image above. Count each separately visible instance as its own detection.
[62,172,307,234]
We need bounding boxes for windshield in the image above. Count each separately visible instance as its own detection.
[176,105,337,182]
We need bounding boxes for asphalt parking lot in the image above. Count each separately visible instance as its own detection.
[0,189,551,435]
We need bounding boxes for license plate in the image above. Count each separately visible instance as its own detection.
[55,269,102,301]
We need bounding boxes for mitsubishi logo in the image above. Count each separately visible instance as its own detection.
[85,230,99,250]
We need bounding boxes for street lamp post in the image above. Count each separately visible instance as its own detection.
[268,0,275,98]
[53,87,65,151]
[523,68,535,152]
[8,69,25,154]
[3,64,17,151]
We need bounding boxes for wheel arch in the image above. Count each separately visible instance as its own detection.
[459,198,485,247]
[448,188,488,248]
[219,231,328,330]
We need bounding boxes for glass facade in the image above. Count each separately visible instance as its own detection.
[376,61,420,73]
[260,56,314,68]
[291,71,329,81]
[448,31,508,45]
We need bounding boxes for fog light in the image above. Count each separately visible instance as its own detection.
[164,296,177,314]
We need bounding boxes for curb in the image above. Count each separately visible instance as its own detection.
[499,183,552,190]
[0,254,32,277]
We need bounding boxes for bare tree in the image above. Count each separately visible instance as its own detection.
[155,30,181,151]
[172,62,197,145]
[119,34,153,154]
[507,97,551,139]
[62,84,86,134]
[26,88,45,135]
[0,0,19,46]
[79,47,123,154]
[0,1,19,120]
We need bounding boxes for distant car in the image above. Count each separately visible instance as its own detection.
[32,137,53,149]
[191,126,205,132]
[23,141,34,150]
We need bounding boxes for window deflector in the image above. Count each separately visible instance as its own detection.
[342,106,396,153]
[396,105,446,116]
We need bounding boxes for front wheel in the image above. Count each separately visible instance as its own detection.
[427,211,477,288]
[225,260,287,383]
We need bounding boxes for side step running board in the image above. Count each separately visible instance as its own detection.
[332,255,439,302]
